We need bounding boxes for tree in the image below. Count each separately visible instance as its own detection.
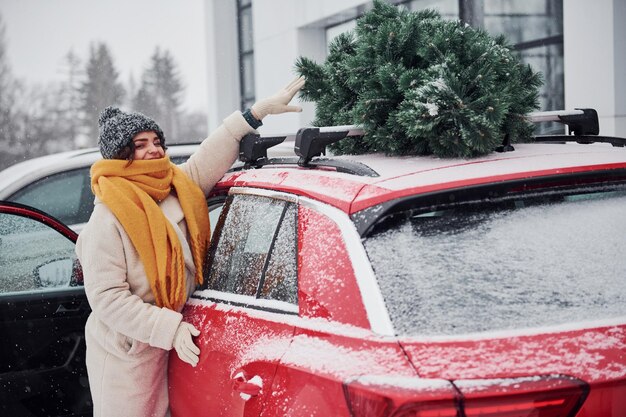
[0,13,21,169]
[296,0,543,158]
[80,42,125,147]
[57,49,85,147]
[132,47,184,140]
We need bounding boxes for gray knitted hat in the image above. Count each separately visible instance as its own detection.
[98,106,165,159]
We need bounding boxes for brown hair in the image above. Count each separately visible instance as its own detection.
[112,137,168,165]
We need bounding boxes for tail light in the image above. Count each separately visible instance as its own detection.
[343,377,460,417]
[343,375,588,417]
[455,375,589,417]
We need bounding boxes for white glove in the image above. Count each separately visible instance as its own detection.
[173,321,200,367]
[251,75,305,120]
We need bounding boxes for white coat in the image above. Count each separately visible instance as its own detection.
[76,112,253,417]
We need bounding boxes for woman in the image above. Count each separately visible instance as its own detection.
[76,76,305,417]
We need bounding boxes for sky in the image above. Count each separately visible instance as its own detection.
[0,0,208,113]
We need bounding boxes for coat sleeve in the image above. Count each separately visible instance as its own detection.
[179,111,255,196]
[76,205,182,351]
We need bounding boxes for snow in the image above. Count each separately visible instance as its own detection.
[190,290,298,314]
[350,375,452,391]
[364,190,626,337]
[424,102,439,116]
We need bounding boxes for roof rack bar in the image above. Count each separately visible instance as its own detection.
[534,135,626,147]
[528,108,599,136]
[239,133,286,168]
[318,125,365,135]
[295,125,366,167]
[528,109,584,122]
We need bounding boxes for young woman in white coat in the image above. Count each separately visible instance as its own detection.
[75,76,305,417]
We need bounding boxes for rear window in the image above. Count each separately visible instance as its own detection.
[363,185,626,336]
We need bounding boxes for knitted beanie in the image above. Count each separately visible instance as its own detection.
[98,106,166,159]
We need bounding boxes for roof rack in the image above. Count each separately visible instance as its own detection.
[497,108,602,152]
[237,130,378,177]
[294,125,365,166]
[238,134,286,168]
[238,108,616,166]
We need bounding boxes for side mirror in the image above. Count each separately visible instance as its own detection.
[34,258,73,288]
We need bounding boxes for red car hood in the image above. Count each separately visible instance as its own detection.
[398,321,626,414]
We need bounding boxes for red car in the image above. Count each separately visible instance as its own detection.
[169,109,626,416]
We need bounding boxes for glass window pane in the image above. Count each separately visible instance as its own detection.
[207,195,285,296]
[241,54,255,100]
[480,0,563,45]
[408,0,459,20]
[0,213,76,294]
[239,7,253,53]
[10,168,93,225]
[364,187,626,336]
[517,43,564,126]
[259,203,297,304]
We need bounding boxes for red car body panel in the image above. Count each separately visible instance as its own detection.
[169,303,296,417]
[399,323,626,415]
[298,205,370,328]
[169,142,626,416]
[263,328,417,417]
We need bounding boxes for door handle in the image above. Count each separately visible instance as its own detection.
[55,301,83,314]
[231,370,263,400]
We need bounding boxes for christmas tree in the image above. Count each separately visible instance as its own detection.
[295,0,543,158]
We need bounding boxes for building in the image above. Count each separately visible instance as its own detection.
[204,0,625,137]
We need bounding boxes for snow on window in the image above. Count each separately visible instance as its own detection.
[206,194,298,305]
[364,189,626,336]
[0,213,76,293]
[259,203,298,304]
[207,194,284,296]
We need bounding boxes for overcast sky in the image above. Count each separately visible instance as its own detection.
[0,0,208,112]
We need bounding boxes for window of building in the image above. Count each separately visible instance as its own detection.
[237,0,255,110]
[460,0,564,132]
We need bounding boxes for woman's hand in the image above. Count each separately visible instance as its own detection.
[251,76,306,120]
[173,321,200,367]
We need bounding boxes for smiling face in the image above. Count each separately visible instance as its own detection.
[132,131,165,160]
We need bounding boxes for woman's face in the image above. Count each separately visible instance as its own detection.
[132,131,165,160]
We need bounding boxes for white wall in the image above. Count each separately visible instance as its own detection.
[564,0,626,136]
[205,0,240,131]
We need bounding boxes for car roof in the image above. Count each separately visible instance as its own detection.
[219,142,626,214]
[0,143,201,198]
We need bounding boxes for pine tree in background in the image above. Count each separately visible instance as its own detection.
[296,0,543,158]
[0,14,21,168]
[80,42,125,147]
[58,50,85,147]
[132,48,184,141]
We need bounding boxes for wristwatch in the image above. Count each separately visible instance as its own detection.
[242,108,263,129]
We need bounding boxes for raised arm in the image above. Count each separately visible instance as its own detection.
[180,76,305,195]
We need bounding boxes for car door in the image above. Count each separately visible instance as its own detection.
[169,190,297,417]
[0,202,91,417]
[8,167,94,233]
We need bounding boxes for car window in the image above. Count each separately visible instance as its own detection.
[259,203,297,304]
[364,186,626,336]
[0,211,77,294]
[206,193,298,304]
[9,168,93,226]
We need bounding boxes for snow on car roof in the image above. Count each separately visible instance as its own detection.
[220,142,626,213]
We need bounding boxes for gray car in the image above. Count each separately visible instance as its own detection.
[0,144,201,232]
[0,137,297,232]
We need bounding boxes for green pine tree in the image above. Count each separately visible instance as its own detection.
[80,42,125,147]
[296,0,542,158]
[132,48,184,141]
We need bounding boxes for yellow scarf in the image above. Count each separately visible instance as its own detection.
[90,156,209,311]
